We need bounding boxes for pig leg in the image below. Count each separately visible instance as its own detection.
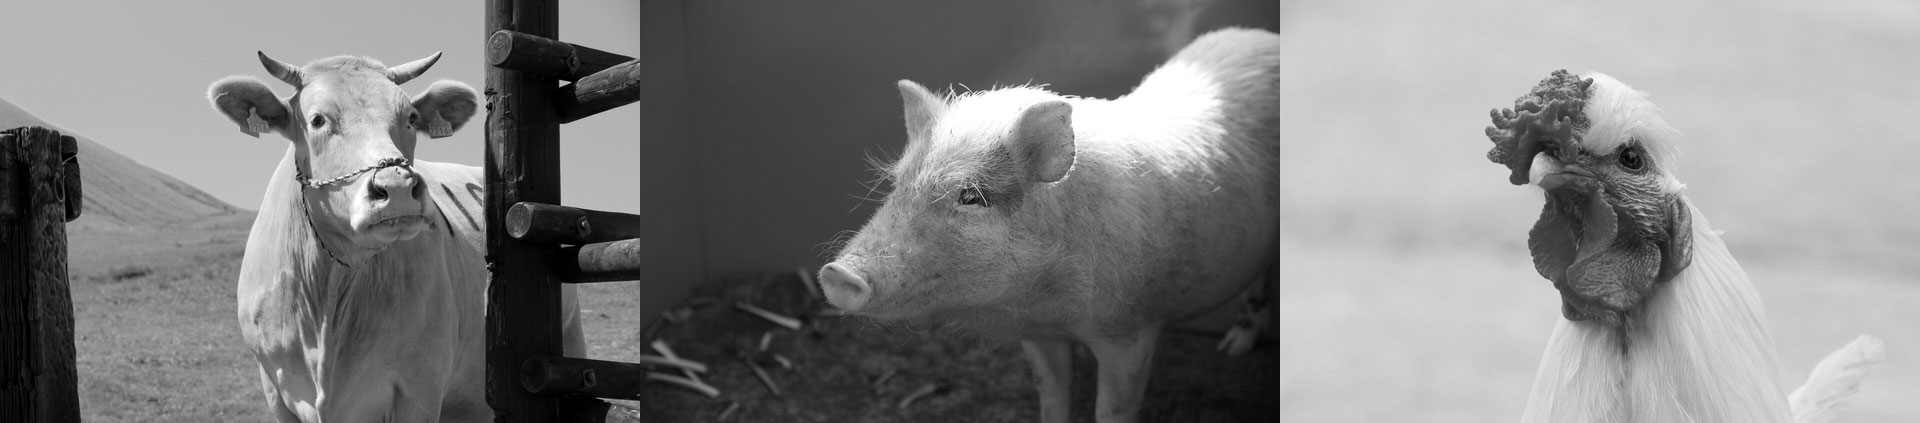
[1088,327,1162,423]
[1021,338,1075,423]
[1216,270,1275,355]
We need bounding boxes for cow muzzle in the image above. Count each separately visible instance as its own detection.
[349,166,430,244]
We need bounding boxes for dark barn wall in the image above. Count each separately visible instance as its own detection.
[642,0,1279,327]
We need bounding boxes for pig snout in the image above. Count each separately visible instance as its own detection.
[818,262,873,312]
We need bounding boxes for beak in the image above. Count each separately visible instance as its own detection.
[1529,152,1596,191]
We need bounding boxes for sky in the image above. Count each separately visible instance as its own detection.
[0,0,638,215]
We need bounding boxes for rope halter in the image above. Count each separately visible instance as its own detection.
[291,156,414,267]
[296,157,411,189]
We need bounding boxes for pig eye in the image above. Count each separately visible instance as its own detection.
[958,187,990,207]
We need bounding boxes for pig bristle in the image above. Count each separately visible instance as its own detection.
[863,147,901,186]
[895,85,1070,200]
[815,229,864,259]
[852,148,900,208]
[822,28,1277,366]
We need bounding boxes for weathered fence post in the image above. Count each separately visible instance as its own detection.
[485,1,640,420]
[486,0,603,421]
[0,126,83,423]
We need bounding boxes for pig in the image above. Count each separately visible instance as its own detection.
[816,27,1277,423]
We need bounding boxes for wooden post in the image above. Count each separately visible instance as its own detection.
[506,202,640,245]
[557,238,641,283]
[520,356,650,400]
[0,127,81,423]
[487,30,634,82]
[556,60,641,124]
[59,135,79,223]
[485,0,568,421]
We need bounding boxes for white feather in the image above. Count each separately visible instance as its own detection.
[1789,335,1887,423]
[1579,72,1685,194]
[1522,72,1880,423]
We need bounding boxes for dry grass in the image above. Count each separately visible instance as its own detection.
[62,216,640,422]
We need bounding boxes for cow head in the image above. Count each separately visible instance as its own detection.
[208,52,479,262]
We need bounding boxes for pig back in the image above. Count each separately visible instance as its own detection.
[1053,31,1277,325]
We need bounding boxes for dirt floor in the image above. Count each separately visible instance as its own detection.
[637,272,1278,423]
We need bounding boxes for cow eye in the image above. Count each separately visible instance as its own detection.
[1619,146,1644,171]
[408,112,420,127]
[309,114,327,129]
[958,187,990,207]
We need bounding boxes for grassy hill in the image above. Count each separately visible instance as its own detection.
[0,96,250,231]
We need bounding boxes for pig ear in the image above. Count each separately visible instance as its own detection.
[1014,100,1075,183]
[412,80,480,139]
[897,80,945,144]
[208,76,292,139]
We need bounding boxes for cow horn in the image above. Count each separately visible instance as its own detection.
[258,51,302,86]
[387,52,442,85]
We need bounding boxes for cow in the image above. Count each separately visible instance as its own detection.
[207,52,586,422]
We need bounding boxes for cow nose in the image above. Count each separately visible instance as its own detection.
[818,262,871,312]
[367,166,420,201]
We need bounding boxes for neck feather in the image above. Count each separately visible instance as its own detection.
[1523,202,1790,423]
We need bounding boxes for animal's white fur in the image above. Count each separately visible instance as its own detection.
[1522,74,1882,423]
[1574,72,1685,194]
[212,55,586,422]
[1790,336,1887,423]
[827,28,1278,423]
[1524,204,1791,422]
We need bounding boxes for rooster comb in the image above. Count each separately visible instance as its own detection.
[1486,70,1594,186]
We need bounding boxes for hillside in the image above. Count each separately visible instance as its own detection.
[0,95,249,231]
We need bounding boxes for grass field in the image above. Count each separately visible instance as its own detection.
[62,216,640,422]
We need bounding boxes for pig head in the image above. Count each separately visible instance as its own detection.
[819,80,1084,330]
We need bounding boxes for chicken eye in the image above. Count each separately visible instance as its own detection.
[309,114,327,129]
[1619,147,1644,171]
[958,187,990,207]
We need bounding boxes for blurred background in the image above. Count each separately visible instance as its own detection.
[1280,0,1919,421]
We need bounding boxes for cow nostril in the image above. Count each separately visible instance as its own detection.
[369,184,389,200]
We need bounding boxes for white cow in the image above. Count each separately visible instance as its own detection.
[208,52,586,422]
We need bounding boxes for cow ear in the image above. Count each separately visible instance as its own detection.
[208,76,291,138]
[412,80,480,139]
[897,80,944,146]
[1014,100,1075,183]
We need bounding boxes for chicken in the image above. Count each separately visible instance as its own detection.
[1484,70,1884,423]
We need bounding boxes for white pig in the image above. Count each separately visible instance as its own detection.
[817,27,1277,423]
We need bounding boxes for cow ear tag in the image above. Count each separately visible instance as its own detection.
[243,108,270,138]
[427,110,454,139]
